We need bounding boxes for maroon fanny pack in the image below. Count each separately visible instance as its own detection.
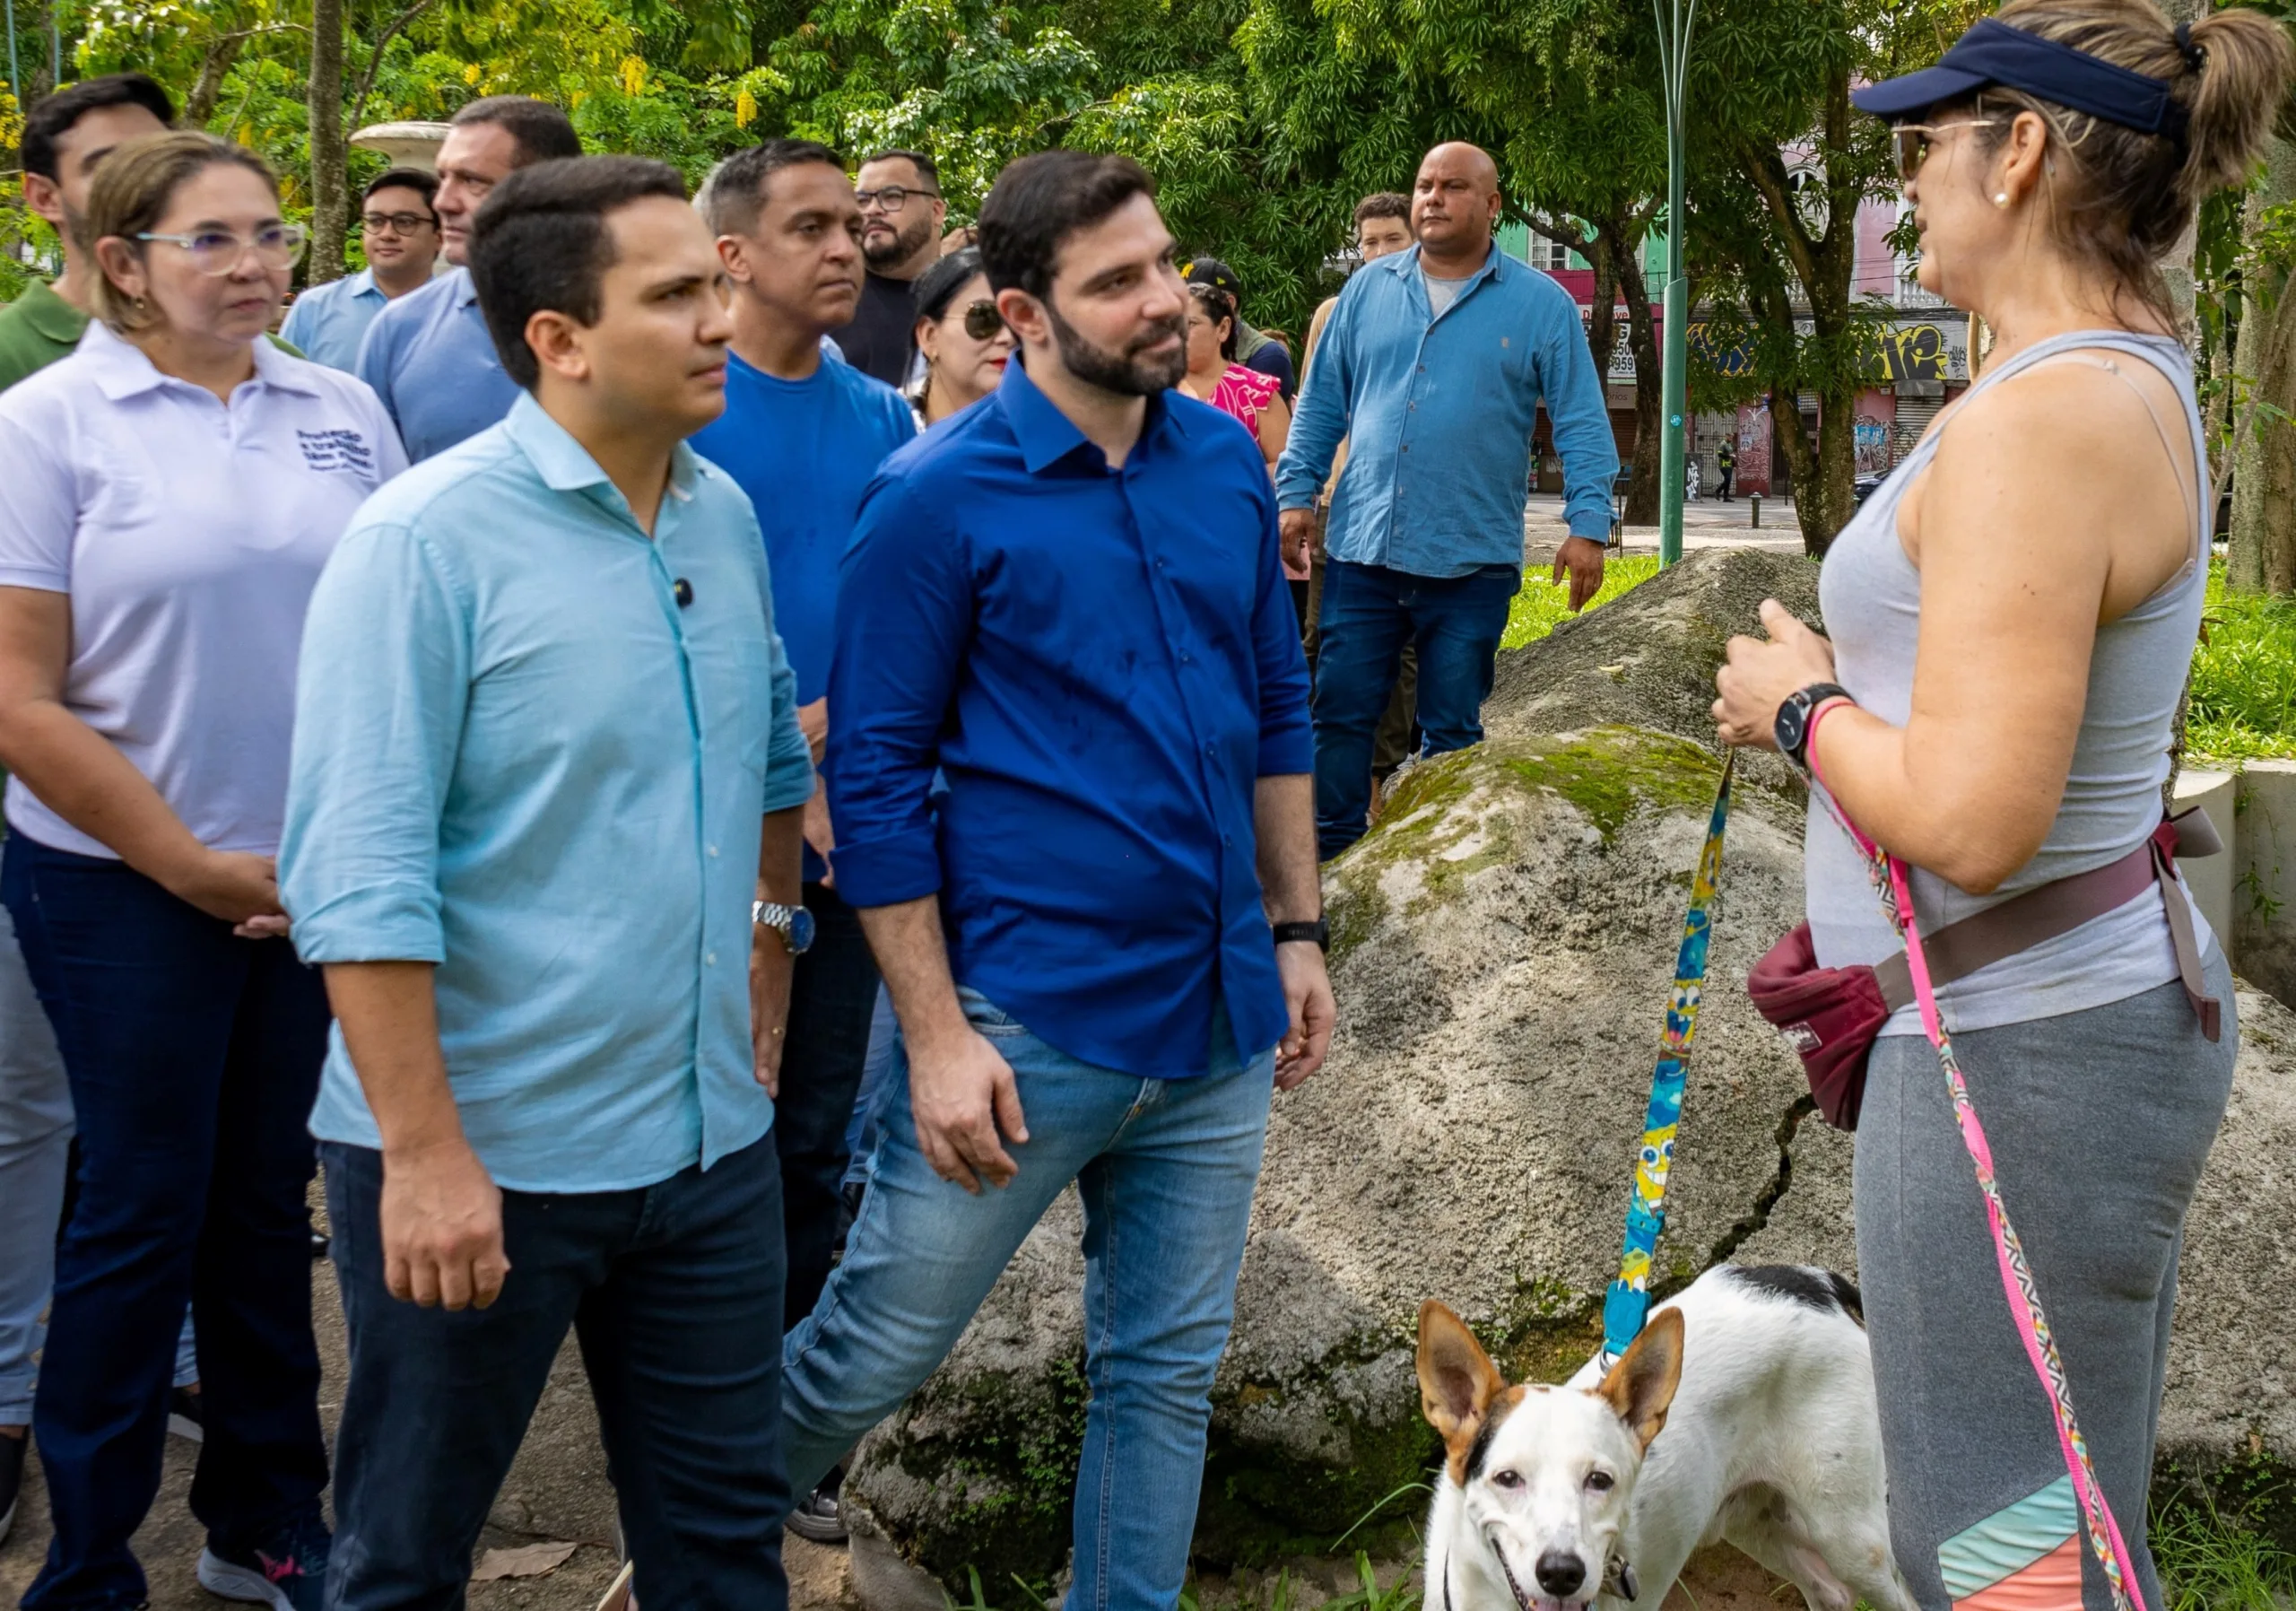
[1750,806,2223,1130]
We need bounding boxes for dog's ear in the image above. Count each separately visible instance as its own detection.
[1417,1301,1504,1445]
[1596,1306,1684,1451]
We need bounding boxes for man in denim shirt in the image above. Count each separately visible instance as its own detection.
[283,157,813,1609]
[1277,142,1620,858]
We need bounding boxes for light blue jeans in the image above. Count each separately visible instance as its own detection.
[0,902,195,1428]
[781,988,1274,1611]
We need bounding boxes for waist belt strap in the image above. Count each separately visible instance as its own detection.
[1873,806,2221,1041]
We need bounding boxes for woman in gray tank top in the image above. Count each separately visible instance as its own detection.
[1711,6,2289,1609]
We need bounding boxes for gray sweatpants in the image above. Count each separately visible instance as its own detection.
[1855,950,2238,1611]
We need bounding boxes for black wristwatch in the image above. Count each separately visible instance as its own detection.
[1273,918,1329,952]
[1774,683,1852,770]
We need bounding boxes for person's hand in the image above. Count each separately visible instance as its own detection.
[1274,941,1335,1091]
[232,914,291,941]
[750,919,796,1097]
[166,849,284,927]
[1713,598,1839,750]
[909,1023,1028,1193]
[1280,508,1318,578]
[802,792,836,888]
[796,697,828,766]
[1553,535,1606,612]
[379,1137,509,1310]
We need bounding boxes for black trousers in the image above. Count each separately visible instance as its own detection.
[775,882,881,1330]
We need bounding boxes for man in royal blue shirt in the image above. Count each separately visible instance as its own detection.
[779,152,1335,1607]
[1277,142,1621,859]
[686,138,913,1536]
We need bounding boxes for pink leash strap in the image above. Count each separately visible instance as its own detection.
[1805,718,2146,1611]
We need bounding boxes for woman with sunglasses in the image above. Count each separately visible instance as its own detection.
[0,132,404,1608]
[1713,5,2286,1608]
[909,247,1015,428]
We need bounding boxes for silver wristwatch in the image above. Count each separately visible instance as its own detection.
[752,901,816,955]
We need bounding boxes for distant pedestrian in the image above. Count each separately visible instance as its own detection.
[281,168,440,370]
[780,150,1333,1611]
[1716,6,2290,1607]
[842,148,946,388]
[690,136,916,1545]
[1279,142,1619,859]
[909,247,1013,427]
[353,96,581,459]
[1183,256,1295,399]
[0,131,404,1611]
[1717,436,1736,501]
[285,155,813,1610]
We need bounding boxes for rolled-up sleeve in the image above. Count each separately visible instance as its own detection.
[281,521,470,963]
[1248,477,1313,776]
[825,474,967,907]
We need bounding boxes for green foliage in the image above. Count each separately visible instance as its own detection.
[2190,561,2296,761]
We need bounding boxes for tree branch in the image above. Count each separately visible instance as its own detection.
[1735,135,1822,294]
[349,0,448,132]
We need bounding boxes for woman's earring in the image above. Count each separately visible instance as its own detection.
[1994,192,2011,207]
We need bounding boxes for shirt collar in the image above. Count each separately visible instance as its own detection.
[449,264,480,309]
[995,355,1187,475]
[75,318,322,401]
[347,266,383,300]
[501,389,702,509]
[1388,240,1505,290]
[18,278,90,344]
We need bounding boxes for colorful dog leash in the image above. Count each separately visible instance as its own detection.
[1805,740,2146,1611]
[1600,748,1735,1368]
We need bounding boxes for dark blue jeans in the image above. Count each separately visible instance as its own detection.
[1311,559,1518,859]
[776,882,879,1330]
[323,1136,790,1611]
[3,835,329,1609]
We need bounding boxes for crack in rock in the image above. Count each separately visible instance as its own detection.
[1662,1093,1822,1296]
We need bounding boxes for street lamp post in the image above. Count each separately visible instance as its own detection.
[1655,0,1697,567]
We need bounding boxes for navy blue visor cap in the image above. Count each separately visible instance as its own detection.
[1852,17,2188,142]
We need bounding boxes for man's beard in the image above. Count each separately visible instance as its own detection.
[1044,297,1187,397]
[864,211,935,271]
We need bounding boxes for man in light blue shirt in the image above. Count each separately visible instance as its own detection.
[1276,141,1619,858]
[280,168,439,370]
[283,156,813,1608]
[352,97,581,459]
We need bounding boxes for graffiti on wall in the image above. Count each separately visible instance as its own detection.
[1853,418,1892,474]
[1688,322,1758,378]
[1735,401,1773,494]
[1869,322,1950,382]
[1680,317,1970,384]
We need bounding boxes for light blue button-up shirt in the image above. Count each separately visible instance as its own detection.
[280,266,389,372]
[283,393,815,1193]
[352,265,519,462]
[1276,243,1619,572]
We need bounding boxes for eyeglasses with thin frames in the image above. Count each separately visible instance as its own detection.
[361,211,436,236]
[1892,120,1998,184]
[855,185,940,215]
[135,222,309,276]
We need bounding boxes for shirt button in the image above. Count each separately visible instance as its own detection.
[707,844,719,858]
[1222,834,1233,847]
[704,951,718,966]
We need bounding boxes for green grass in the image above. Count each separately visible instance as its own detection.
[2152,1496,2296,1611]
[1500,555,1664,651]
[2190,563,2296,762]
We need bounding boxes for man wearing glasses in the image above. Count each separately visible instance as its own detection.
[354,97,581,460]
[282,169,440,372]
[839,148,947,388]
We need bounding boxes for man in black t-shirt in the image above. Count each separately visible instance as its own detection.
[843,148,947,388]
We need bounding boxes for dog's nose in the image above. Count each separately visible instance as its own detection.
[1535,1552,1587,1600]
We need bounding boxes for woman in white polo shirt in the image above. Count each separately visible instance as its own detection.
[0,131,404,1610]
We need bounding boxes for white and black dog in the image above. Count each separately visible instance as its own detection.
[1415,1265,1914,1611]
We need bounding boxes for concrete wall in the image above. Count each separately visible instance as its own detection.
[2234,760,2296,1008]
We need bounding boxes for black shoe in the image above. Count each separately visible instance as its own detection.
[197,1513,330,1610]
[168,1385,204,1443]
[0,1430,24,1546]
[785,1476,848,1545]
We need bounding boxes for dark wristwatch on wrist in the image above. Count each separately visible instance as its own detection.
[1773,682,1852,771]
[1273,918,1329,952]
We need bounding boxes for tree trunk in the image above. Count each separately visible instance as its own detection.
[2231,138,2296,595]
[1585,228,1618,388]
[306,0,348,285]
[187,33,248,128]
[1610,223,1665,527]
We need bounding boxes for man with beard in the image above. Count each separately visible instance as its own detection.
[778,151,1335,1607]
[839,148,946,388]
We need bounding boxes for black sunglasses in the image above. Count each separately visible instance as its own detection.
[952,298,1004,341]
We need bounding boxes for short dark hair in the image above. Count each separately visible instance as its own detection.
[861,147,938,187]
[22,74,175,182]
[700,138,843,239]
[362,167,439,212]
[978,152,1156,303]
[450,95,582,166]
[468,155,688,390]
[1354,191,1410,226]
[912,246,986,325]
